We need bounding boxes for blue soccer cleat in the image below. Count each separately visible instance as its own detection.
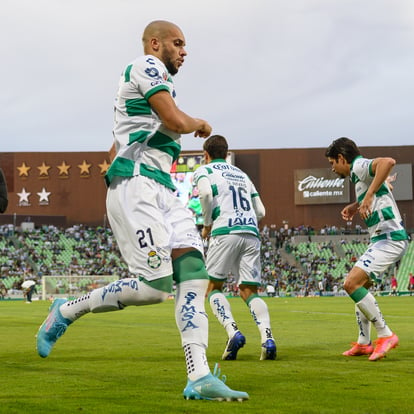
[260,338,277,360]
[183,364,249,401]
[36,298,72,358]
[222,331,246,360]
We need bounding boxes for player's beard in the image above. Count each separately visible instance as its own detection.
[162,50,178,76]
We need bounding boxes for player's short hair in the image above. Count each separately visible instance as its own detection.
[325,137,360,163]
[203,135,228,160]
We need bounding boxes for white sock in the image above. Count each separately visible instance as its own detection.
[356,292,392,338]
[60,278,169,321]
[248,296,274,343]
[175,279,210,381]
[355,304,371,345]
[209,290,239,338]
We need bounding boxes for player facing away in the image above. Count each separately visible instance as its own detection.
[36,20,248,401]
[325,137,409,361]
[193,135,276,361]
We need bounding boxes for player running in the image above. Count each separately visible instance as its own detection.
[36,20,248,401]
[325,137,408,361]
[194,135,276,361]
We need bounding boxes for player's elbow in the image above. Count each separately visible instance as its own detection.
[162,117,184,133]
[380,157,396,169]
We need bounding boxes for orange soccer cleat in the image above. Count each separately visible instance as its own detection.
[369,333,399,361]
[342,342,374,356]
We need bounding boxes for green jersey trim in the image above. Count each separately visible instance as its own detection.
[350,156,363,184]
[194,174,208,184]
[139,163,175,191]
[211,225,260,237]
[368,160,374,177]
[144,84,169,100]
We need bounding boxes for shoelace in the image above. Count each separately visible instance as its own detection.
[212,363,227,384]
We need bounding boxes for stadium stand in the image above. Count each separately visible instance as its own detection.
[0,224,412,299]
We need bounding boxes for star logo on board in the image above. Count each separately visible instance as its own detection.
[37,162,51,177]
[17,162,31,177]
[37,187,51,205]
[98,160,110,175]
[17,188,31,206]
[78,160,92,176]
[57,161,71,177]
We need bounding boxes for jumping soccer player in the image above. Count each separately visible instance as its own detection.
[36,20,248,401]
[325,137,408,361]
[194,135,276,361]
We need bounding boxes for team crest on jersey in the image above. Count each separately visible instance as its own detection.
[147,250,161,269]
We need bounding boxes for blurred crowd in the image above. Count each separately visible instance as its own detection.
[0,223,408,299]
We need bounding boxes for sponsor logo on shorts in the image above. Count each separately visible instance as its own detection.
[147,250,162,269]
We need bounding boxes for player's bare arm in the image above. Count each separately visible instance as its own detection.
[358,157,396,220]
[148,91,211,137]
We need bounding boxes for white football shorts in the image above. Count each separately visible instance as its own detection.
[206,233,261,286]
[106,175,204,281]
[355,239,408,281]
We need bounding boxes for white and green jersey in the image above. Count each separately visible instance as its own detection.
[194,160,261,237]
[105,55,180,190]
[351,156,408,243]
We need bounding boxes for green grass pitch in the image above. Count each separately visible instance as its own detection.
[1,296,413,413]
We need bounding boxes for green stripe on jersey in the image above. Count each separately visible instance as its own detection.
[124,64,133,82]
[371,229,408,243]
[211,184,218,196]
[364,211,380,227]
[148,131,181,161]
[124,65,132,82]
[105,157,135,185]
[391,229,409,240]
[212,206,220,221]
[129,130,151,145]
[357,183,389,203]
[382,206,395,221]
[125,98,152,116]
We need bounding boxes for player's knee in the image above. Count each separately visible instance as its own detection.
[239,284,258,302]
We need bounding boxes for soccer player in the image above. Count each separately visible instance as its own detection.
[325,137,409,361]
[194,135,276,361]
[36,20,248,401]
